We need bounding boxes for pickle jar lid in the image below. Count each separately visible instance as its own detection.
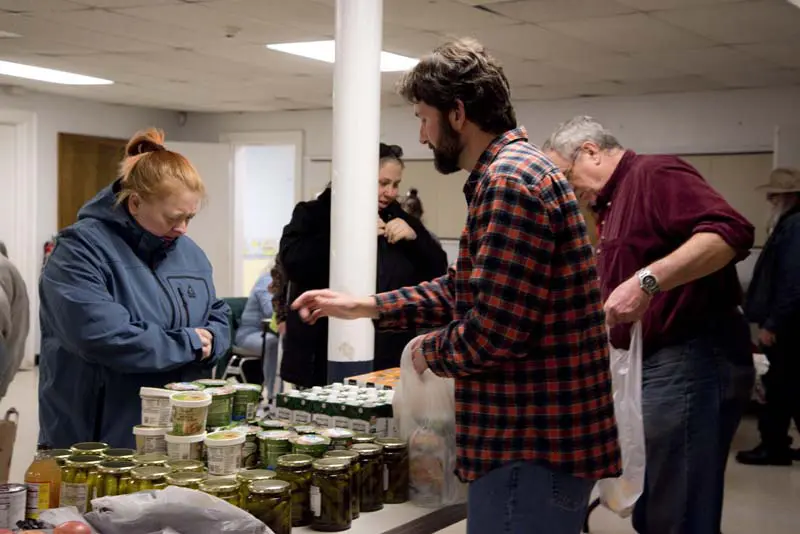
[205,386,236,398]
[70,442,110,454]
[48,449,72,463]
[193,379,229,388]
[351,433,376,444]
[98,460,137,474]
[276,454,314,468]
[293,425,318,435]
[323,450,359,463]
[249,479,290,495]
[133,453,170,466]
[65,454,105,467]
[321,428,354,440]
[291,434,331,448]
[258,419,290,431]
[104,448,136,459]
[351,443,382,457]
[166,459,206,473]
[312,457,350,472]
[131,466,170,480]
[166,471,208,486]
[375,438,407,450]
[258,430,295,443]
[199,477,239,493]
[236,469,276,484]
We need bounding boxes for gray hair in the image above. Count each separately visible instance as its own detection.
[542,115,623,159]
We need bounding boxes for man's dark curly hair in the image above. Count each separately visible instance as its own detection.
[397,38,517,135]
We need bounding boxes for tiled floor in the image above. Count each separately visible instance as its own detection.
[2,369,799,533]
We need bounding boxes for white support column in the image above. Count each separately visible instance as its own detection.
[327,0,383,382]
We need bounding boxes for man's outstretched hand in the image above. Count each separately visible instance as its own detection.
[292,289,379,324]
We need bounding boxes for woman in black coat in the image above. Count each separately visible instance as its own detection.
[279,143,448,387]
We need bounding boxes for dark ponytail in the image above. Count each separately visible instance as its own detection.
[379,142,404,168]
[403,188,424,219]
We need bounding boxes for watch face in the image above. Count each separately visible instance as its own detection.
[641,275,659,293]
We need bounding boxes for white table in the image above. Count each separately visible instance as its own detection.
[295,502,467,534]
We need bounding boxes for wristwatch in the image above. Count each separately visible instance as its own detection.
[637,269,660,296]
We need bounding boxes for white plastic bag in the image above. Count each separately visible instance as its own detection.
[393,336,467,508]
[85,486,270,534]
[597,322,646,518]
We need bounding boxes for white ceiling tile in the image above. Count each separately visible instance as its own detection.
[204,0,337,35]
[487,0,635,24]
[737,41,800,69]
[641,46,769,76]
[0,0,86,12]
[467,23,610,61]
[543,13,716,53]
[704,66,800,88]
[383,29,448,58]
[501,60,605,86]
[652,1,800,45]
[383,0,516,31]
[613,75,728,95]
[615,0,750,10]
[557,54,686,82]
[69,0,183,7]
[512,81,625,101]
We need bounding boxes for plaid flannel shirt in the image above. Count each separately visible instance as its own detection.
[374,128,621,482]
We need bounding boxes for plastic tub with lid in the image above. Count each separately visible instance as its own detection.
[165,431,206,461]
[140,387,173,427]
[169,391,212,436]
[205,430,246,476]
[133,425,169,455]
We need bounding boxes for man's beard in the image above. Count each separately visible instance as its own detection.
[767,195,797,235]
[431,119,463,175]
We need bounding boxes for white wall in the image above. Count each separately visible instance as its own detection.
[186,86,800,163]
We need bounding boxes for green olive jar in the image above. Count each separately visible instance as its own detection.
[50,449,72,467]
[324,449,361,519]
[351,433,376,445]
[60,454,104,514]
[133,453,170,467]
[275,453,313,527]
[351,443,384,512]
[70,442,110,456]
[130,466,170,492]
[165,459,206,474]
[236,469,276,505]
[310,458,352,532]
[102,448,136,461]
[199,477,241,508]
[94,460,136,498]
[245,480,292,534]
[165,471,207,490]
[375,438,409,504]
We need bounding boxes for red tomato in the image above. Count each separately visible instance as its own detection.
[54,521,93,534]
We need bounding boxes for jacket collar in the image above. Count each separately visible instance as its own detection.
[463,127,529,203]
[594,150,637,212]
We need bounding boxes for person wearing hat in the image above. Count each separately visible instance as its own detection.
[737,167,800,465]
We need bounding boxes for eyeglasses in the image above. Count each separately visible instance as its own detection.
[563,147,582,182]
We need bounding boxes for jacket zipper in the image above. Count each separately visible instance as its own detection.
[153,270,178,329]
[178,287,191,326]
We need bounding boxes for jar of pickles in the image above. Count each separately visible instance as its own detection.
[236,469,276,504]
[199,478,240,508]
[258,430,294,470]
[50,449,72,467]
[310,458,352,532]
[324,450,361,519]
[133,453,169,467]
[375,438,409,504]
[320,428,354,451]
[60,454,104,514]
[94,460,136,498]
[240,425,261,469]
[165,471,207,490]
[275,454,313,527]
[245,480,292,534]
[351,433,376,445]
[165,459,205,474]
[130,466,170,492]
[70,442,109,456]
[102,448,136,461]
[351,443,384,512]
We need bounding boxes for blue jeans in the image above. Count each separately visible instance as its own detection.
[467,462,594,534]
[632,317,754,534]
[235,331,279,400]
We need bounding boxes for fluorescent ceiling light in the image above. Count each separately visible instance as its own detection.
[267,40,419,72]
[0,60,113,85]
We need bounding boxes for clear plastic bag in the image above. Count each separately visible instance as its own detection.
[85,486,270,534]
[392,336,467,508]
[597,322,646,518]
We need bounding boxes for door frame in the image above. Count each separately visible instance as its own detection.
[219,131,304,296]
[0,109,37,367]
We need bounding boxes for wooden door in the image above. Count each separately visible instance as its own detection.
[58,133,127,230]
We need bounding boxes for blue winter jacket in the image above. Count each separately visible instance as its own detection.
[39,181,230,449]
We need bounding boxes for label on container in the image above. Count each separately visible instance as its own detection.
[276,406,292,421]
[312,412,331,428]
[142,435,168,455]
[350,419,369,434]
[293,411,311,424]
[142,398,172,427]
[60,482,88,514]
[206,445,243,476]
[383,465,389,492]
[333,415,350,429]
[310,485,321,517]
[246,402,257,422]
[25,482,49,519]
[0,485,26,528]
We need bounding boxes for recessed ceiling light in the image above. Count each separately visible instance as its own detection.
[266,40,419,72]
[0,60,113,85]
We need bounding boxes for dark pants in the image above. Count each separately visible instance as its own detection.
[758,335,800,451]
[632,315,754,534]
[467,462,594,534]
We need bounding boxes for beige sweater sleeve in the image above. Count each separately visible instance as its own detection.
[0,257,30,399]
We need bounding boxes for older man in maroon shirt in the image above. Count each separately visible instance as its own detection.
[544,116,755,534]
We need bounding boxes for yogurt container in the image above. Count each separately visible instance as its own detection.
[165,382,205,392]
[170,391,212,436]
[258,430,296,470]
[205,430,246,476]
[165,431,206,461]
[140,387,173,427]
[205,386,236,428]
[193,379,229,389]
[239,425,261,469]
[233,383,263,421]
[290,434,331,458]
